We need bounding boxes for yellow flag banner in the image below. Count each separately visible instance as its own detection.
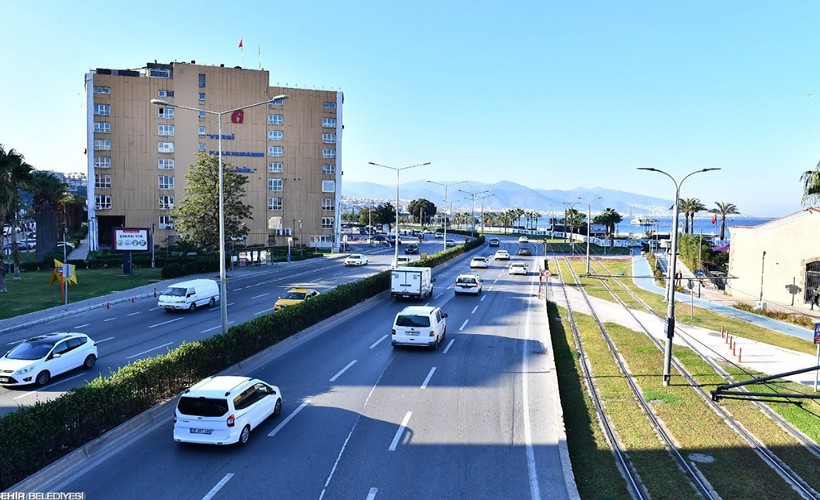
[51,259,78,286]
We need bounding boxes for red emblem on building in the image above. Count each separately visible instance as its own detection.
[231,110,244,124]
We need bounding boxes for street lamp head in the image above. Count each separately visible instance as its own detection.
[151,99,169,106]
[269,94,289,103]
[701,167,721,173]
[637,167,658,172]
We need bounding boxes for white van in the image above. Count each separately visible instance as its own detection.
[158,279,220,312]
[391,306,448,349]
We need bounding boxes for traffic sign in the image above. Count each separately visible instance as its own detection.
[814,322,820,345]
[695,269,705,278]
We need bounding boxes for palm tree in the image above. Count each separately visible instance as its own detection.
[532,212,541,232]
[688,199,706,234]
[709,202,739,241]
[25,171,68,262]
[592,208,623,239]
[800,159,820,207]
[0,146,34,288]
[679,198,705,234]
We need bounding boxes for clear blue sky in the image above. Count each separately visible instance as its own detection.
[2,1,818,216]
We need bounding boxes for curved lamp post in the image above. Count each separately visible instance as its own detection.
[459,189,489,238]
[638,167,720,386]
[152,94,289,335]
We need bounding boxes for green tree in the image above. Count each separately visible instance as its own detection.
[592,208,623,246]
[24,171,67,262]
[709,202,739,241]
[372,203,396,226]
[0,146,34,289]
[407,198,437,225]
[679,198,705,234]
[800,160,820,207]
[170,153,253,251]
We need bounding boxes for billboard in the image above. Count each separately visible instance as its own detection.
[113,228,149,251]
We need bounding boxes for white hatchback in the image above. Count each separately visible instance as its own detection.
[344,254,368,266]
[494,249,510,260]
[174,376,282,446]
[454,274,483,295]
[509,263,529,275]
[0,333,98,386]
[470,256,489,268]
[392,306,448,350]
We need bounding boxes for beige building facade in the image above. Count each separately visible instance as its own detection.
[727,208,820,308]
[84,61,343,252]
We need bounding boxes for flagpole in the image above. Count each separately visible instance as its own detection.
[258,42,261,69]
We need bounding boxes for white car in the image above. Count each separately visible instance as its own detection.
[434,232,444,239]
[391,306,448,349]
[174,376,282,446]
[470,256,489,268]
[518,236,529,243]
[509,263,528,275]
[445,239,457,247]
[0,333,98,386]
[344,253,368,266]
[454,274,483,295]
[392,256,413,268]
[494,249,510,260]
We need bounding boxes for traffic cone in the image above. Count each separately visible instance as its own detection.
[106,299,110,309]
[131,293,135,303]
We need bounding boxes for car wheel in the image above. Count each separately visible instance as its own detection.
[189,302,197,312]
[83,354,97,369]
[209,297,216,307]
[273,398,282,417]
[36,371,50,386]
[239,425,251,445]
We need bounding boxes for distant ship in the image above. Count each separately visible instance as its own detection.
[630,215,658,226]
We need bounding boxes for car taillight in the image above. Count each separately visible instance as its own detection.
[392,329,396,335]
[173,416,177,424]
[227,414,235,427]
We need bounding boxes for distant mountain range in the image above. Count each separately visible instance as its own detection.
[342,180,673,215]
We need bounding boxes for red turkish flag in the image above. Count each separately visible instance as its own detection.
[711,214,717,224]
[238,39,244,49]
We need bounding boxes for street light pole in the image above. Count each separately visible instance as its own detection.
[459,189,488,238]
[759,250,766,304]
[427,180,466,251]
[152,94,289,335]
[370,161,431,265]
[477,192,495,235]
[579,196,600,275]
[638,167,720,386]
[562,201,581,255]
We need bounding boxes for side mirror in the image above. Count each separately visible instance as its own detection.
[431,278,437,283]
[442,312,449,318]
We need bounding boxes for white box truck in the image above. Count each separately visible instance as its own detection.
[391,266,434,300]
[158,278,220,312]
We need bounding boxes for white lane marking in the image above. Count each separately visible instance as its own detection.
[13,390,38,401]
[148,317,184,329]
[443,339,455,353]
[522,290,541,500]
[103,318,116,322]
[127,312,141,317]
[253,307,273,316]
[421,367,436,389]
[251,292,270,299]
[75,323,90,328]
[471,306,478,314]
[126,342,174,359]
[366,487,378,500]
[14,372,90,400]
[96,336,115,343]
[202,473,234,500]
[370,335,388,349]
[200,321,234,334]
[268,400,310,437]
[7,339,26,345]
[148,307,161,311]
[459,320,469,331]
[389,411,412,451]
[480,294,487,302]
[434,293,444,299]
[330,360,357,382]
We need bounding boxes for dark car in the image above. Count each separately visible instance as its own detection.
[404,244,419,254]
[371,235,387,242]
[517,247,532,256]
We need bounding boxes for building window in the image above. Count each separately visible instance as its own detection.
[94,122,111,133]
[268,197,283,210]
[95,157,111,168]
[322,198,334,211]
[322,164,336,175]
[158,158,175,170]
[323,101,336,109]
[198,73,206,88]
[268,162,283,173]
[158,142,174,153]
[198,126,206,136]
[158,107,174,119]
[322,133,336,144]
[158,90,174,98]
[158,124,175,136]
[323,117,336,128]
[150,68,171,78]
[94,139,111,151]
[268,130,284,141]
[158,175,175,190]
[198,92,206,102]
[268,114,284,125]
[94,104,110,116]
[268,146,284,157]
[198,110,205,119]
[322,180,335,193]
[198,143,206,152]
[159,215,174,229]
[94,174,111,189]
[158,195,175,209]
[95,195,112,210]
[93,86,110,94]
[321,148,336,159]
[321,217,334,229]
[268,178,283,192]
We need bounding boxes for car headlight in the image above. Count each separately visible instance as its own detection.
[15,364,35,376]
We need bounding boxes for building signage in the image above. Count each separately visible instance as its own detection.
[205,134,235,140]
[231,109,244,123]
[208,150,264,157]
[113,228,149,251]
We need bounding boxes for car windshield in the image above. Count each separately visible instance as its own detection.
[6,339,56,360]
[162,287,187,297]
[177,396,229,417]
[283,291,307,300]
[395,315,431,327]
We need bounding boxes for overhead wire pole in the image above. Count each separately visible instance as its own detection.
[578,196,601,275]
[477,192,495,234]
[152,94,289,335]
[562,201,581,255]
[459,189,489,238]
[638,167,720,386]
[370,161,431,266]
[427,180,466,251]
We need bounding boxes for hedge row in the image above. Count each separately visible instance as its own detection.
[0,236,484,490]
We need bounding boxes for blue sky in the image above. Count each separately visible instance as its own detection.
[2,1,818,216]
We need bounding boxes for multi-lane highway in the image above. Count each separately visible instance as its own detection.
[9,236,573,499]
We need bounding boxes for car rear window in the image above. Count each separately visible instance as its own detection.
[457,277,477,284]
[395,315,431,327]
[177,396,229,417]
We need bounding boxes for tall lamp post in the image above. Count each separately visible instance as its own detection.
[562,201,581,255]
[579,196,601,275]
[638,167,720,386]
[370,161,431,265]
[459,189,488,238]
[427,180,466,251]
[477,192,495,234]
[152,94,289,335]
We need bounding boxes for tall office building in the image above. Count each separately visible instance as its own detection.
[84,61,343,252]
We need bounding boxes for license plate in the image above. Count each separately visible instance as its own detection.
[190,428,212,435]
[408,330,419,336]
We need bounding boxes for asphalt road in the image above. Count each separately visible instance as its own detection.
[11,236,572,499]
